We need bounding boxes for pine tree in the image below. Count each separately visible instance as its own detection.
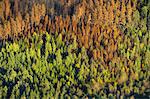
[93,49,97,60]
[91,25,97,40]
[48,19,52,32]
[14,0,19,16]
[16,12,22,34]
[6,21,11,36]
[108,52,113,60]
[84,34,89,48]
[98,6,103,26]
[108,3,114,24]
[81,18,85,35]
[111,0,115,8]
[75,3,85,20]
[59,15,64,32]
[10,18,17,37]
[4,0,10,19]
[25,13,30,24]
[97,50,101,59]
[55,16,59,32]
[0,24,3,39]
[132,0,137,11]
[34,4,41,26]
[121,0,126,24]
[24,13,30,34]
[103,4,108,25]
[43,15,49,31]
[41,4,46,17]
[72,15,77,33]
[31,4,35,25]
[85,24,90,35]
[127,0,133,23]
[115,0,121,17]
[99,0,103,6]
[65,15,70,32]
[0,2,4,23]
[113,25,119,39]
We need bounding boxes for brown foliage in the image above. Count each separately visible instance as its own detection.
[16,12,22,35]
[84,35,89,48]
[4,0,10,19]
[97,50,101,59]
[34,4,41,25]
[0,24,4,39]
[10,18,17,37]
[75,2,85,20]
[41,4,46,17]
[0,0,137,63]
[43,15,49,31]
[72,15,77,33]
[127,0,133,23]
[0,2,4,22]
[14,0,19,16]
[93,49,97,60]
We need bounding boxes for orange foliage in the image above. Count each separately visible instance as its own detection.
[4,0,10,19]
[0,25,3,37]
[10,18,17,37]
[84,35,89,48]
[0,2,4,22]
[14,0,19,16]
[127,0,133,23]
[43,15,49,31]
[93,49,97,60]
[0,0,137,63]
[75,2,85,20]
[97,50,101,59]
[16,13,22,35]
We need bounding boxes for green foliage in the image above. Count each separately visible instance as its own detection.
[132,10,140,27]
[0,31,149,98]
[141,6,148,18]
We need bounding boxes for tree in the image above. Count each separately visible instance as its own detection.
[93,49,97,60]
[0,24,3,39]
[127,0,133,23]
[121,0,126,24]
[111,0,115,8]
[84,34,89,48]
[10,18,17,37]
[43,15,49,31]
[108,3,114,24]
[31,4,35,25]
[41,4,46,17]
[16,12,22,35]
[72,16,77,33]
[14,0,19,16]
[0,2,4,23]
[3,21,11,39]
[4,0,10,19]
[132,10,140,28]
[75,2,85,21]
[34,4,41,26]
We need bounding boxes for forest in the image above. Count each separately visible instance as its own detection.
[0,0,150,98]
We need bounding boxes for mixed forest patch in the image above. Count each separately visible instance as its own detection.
[0,0,150,98]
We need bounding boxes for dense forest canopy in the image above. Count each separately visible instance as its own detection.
[0,0,149,98]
